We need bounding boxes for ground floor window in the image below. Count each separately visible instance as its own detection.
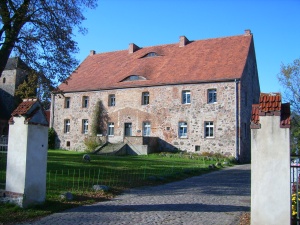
[179,122,187,138]
[205,121,214,138]
[64,119,70,133]
[82,119,89,134]
[143,122,151,136]
[108,122,114,136]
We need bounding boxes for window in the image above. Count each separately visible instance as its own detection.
[142,92,150,105]
[109,94,115,106]
[208,89,217,103]
[121,75,146,82]
[205,121,214,138]
[182,90,191,104]
[82,96,89,108]
[179,122,188,138]
[3,77,5,83]
[64,119,70,133]
[108,122,114,136]
[143,122,151,136]
[142,52,159,58]
[195,145,200,152]
[82,119,88,134]
[66,141,70,147]
[65,97,70,108]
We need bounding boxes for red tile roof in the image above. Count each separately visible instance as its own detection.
[11,99,37,117]
[250,93,290,129]
[58,33,254,92]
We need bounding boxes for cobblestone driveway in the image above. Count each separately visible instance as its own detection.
[22,164,250,225]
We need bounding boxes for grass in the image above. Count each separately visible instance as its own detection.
[0,150,235,224]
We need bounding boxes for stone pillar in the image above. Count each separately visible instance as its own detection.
[250,93,291,225]
[5,99,48,207]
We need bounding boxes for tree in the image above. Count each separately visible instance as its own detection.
[0,0,98,86]
[278,58,300,153]
[15,71,54,109]
[15,72,38,99]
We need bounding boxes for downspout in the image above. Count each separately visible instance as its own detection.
[235,79,240,162]
[50,93,55,128]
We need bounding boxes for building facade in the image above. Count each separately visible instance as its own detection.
[51,30,260,162]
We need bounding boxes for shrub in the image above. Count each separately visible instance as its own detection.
[84,136,102,153]
[48,127,56,149]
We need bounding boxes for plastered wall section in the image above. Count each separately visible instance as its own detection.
[6,117,48,207]
[251,116,290,225]
[53,82,238,156]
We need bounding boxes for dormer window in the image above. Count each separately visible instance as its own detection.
[141,52,159,58]
[121,75,147,82]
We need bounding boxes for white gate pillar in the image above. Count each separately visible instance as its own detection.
[250,93,290,225]
[5,99,48,208]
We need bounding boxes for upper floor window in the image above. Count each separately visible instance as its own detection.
[64,97,70,108]
[142,92,150,105]
[121,75,147,82]
[64,119,70,133]
[143,122,151,136]
[82,119,89,134]
[108,122,114,136]
[142,52,159,58]
[204,121,214,138]
[179,122,188,138]
[208,89,217,103]
[82,96,89,108]
[109,94,115,106]
[182,90,191,104]
[3,77,6,83]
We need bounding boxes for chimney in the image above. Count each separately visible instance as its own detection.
[129,43,140,54]
[244,29,252,36]
[90,50,96,56]
[179,36,190,47]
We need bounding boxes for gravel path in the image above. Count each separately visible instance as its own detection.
[21,164,250,225]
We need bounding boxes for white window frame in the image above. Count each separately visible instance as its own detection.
[65,97,70,108]
[142,92,150,105]
[205,121,214,138]
[82,119,89,134]
[143,122,151,136]
[208,89,217,104]
[109,94,116,106]
[64,119,70,133]
[182,90,191,104]
[82,96,89,108]
[108,122,114,136]
[179,122,188,138]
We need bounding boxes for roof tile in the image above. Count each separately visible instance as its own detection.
[251,93,291,129]
[58,34,253,92]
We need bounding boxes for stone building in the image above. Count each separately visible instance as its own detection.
[51,30,260,162]
[0,57,30,135]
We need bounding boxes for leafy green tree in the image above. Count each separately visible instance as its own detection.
[0,0,98,86]
[278,58,300,153]
[15,72,38,99]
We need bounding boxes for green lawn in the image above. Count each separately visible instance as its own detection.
[0,150,235,224]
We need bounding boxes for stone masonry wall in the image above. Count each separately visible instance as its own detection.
[53,82,239,157]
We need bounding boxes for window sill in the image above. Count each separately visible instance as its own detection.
[179,136,188,139]
[205,136,214,139]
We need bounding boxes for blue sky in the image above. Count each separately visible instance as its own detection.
[74,0,300,94]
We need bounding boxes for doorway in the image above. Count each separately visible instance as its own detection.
[124,123,132,136]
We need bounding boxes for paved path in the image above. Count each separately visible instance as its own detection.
[22,164,251,225]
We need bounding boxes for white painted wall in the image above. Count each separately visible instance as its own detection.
[24,124,48,206]
[251,115,290,225]
[6,114,48,207]
[6,117,29,193]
